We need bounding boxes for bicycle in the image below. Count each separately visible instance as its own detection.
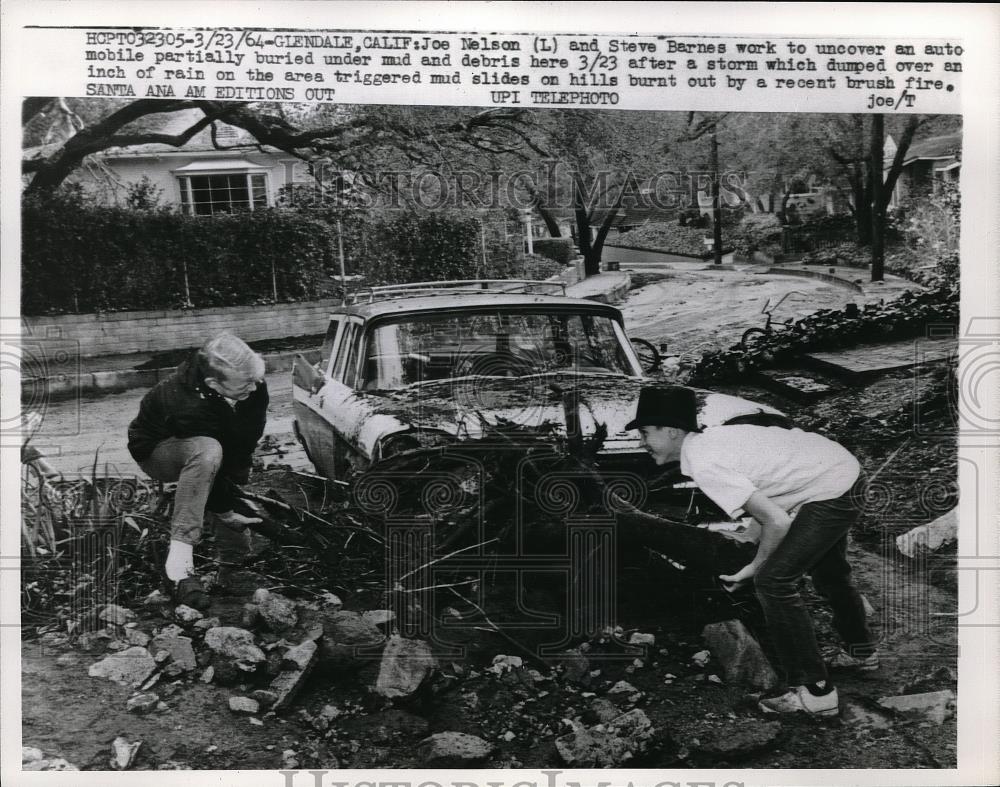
[740,291,809,353]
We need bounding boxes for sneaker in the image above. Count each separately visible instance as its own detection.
[824,647,880,672]
[758,685,839,717]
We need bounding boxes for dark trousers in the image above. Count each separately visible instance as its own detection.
[754,476,875,686]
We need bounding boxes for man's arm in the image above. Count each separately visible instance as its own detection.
[719,490,793,590]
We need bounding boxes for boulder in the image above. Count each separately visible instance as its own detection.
[88,647,157,687]
[373,636,437,699]
[271,641,319,711]
[628,632,656,647]
[362,609,396,628]
[194,616,221,631]
[692,721,782,758]
[701,620,779,690]
[126,693,160,714]
[557,648,591,684]
[896,509,957,558]
[315,610,386,667]
[253,589,299,632]
[150,635,197,673]
[99,605,136,626]
[555,708,655,767]
[110,737,142,770]
[417,732,494,766]
[174,605,203,623]
[203,627,266,666]
[229,696,260,714]
[125,629,151,648]
[878,690,956,724]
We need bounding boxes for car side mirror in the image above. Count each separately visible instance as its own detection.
[293,353,325,395]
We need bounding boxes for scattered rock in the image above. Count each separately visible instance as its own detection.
[174,605,203,623]
[22,746,45,763]
[693,721,782,758]
[125,629,151,647]
[252,689,279,710]
[316,610,386,668]
[155,624,185,639]
[88,647,157,687]
[106,639,129,652]
[22,751,79,771]
[153,650,171,664]
[194,616,221,631]
[701,620,779,690]
[229,696,261,714]
[38,632,70,649]
[150,635,197,673]
[126,693,160,714]
[282,749,300,769]
[608,680,643,702]
[417,732,494,766]
[253,588,299,632]
[588,698,621,724]
[100,605,136,627]
[200,666,215,683]
[896,509,957,558]
[282,640,319,671]
[555,708,655,767]
[77,630,113,652]
[628,632,656,647]
[691,649,711,668]
[557,648,591,685]
[374,636,437,699]
[486,654,523,675]
[878,690,956,724]
[502,731,516,742]
[271,641,319,711]
[319,591,344,609]
[362,609,396,628]
[110,736,142,770]
[204,627,266,667]
[143,590,171,607]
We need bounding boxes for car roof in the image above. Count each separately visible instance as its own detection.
[332,292,625,320]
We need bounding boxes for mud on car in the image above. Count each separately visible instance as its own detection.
[291,280,785,527]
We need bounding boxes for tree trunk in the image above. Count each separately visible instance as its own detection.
[869,114,886,281]
[710,131,723,264]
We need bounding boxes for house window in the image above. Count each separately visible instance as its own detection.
[178,172,268,215]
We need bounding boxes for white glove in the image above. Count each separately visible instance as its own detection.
[165,539,195,582]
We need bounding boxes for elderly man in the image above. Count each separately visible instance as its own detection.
[626,385,877,717]
[128,333,268,608]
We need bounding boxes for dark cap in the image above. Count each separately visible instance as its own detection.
[625,385,702,432]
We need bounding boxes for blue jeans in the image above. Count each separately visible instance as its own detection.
[754,476,875,686]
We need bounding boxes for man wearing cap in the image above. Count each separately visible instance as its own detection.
[128,332,268,608]
[626,385,876,717]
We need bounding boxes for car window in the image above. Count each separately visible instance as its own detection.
[360,309,635,390]
[320,318,343,376]
[334,322,362,383]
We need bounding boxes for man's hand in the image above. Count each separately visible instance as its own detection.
[719,563,757,592]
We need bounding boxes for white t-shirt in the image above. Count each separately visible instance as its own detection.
[679,425,861,519]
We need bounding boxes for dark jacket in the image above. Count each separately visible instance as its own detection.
[127,353,268,471]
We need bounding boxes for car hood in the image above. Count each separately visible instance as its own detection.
[348,374,784,460]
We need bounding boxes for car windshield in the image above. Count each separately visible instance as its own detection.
[361,310,637,390]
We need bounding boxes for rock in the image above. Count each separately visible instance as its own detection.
[588,698,621,724]
[417,732,494,766]
[204,627,266,666]
[229,696,260,714]
[691,649,711,668]
[557,648,591,684]
[88,647,157,687]
[200,667,215,683]
[241,604,260,629]
[100,605,136,626]
[253,588,299,632]
[22,746,45,763]
[486,654,523,674]
[318,591,344,609]
[271,642,319,712]
[174,605,204,623]
[693,721,782,758]
[628,632,656,647]
[282,750,300,769]
[77,630,113,652]
[896,509,957,558]
[126,693,160,714]
[150,635,197,672]
[56,653,80,667]
[143,590,171,607]
[608,680,642,701]
[861,594,876,618]
[125,629,151,647]
[878,690,956,724]
[373,636,437,699]
[282,640,319,671]
[153,650,171,664]
[555,708,655,767]
[156,624,185,639]
[38,632,70,649]
[110,737,142,770]
[701,620,779,690]
[252,689,280,709]
[316,610,386,667]
[212,660,241,686]
[106,639,129,652]
[362,609,396,628]
[23,756,79,771]
[194,616,221,631]
[842,701,893,730]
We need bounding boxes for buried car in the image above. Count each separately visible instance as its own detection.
[292,280,784,516]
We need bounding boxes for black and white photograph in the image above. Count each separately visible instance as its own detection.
[2,3,997,786]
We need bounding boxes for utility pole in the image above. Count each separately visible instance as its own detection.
[710,128,723,265]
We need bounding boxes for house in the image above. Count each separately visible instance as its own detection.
[25,109,310,213]
[885,132,961,208]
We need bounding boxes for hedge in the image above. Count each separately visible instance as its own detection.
[532,237,577,265]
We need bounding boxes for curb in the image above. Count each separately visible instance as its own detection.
[762,266,865,293]
[22,348,321,404]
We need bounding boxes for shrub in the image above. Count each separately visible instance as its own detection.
[615,221,714,256]
[532,237,577,266]
[729,213,783,259]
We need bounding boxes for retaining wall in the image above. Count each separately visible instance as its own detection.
[24,298,342,358]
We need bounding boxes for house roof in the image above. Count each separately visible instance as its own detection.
[903,133,961,165]
[101,109,269,158]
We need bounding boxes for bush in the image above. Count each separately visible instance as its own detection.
[729,213,783,259]
[615,221,713,256]
[532,237,577,266]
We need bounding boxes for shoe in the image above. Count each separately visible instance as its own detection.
[173,576,211,611]
[213,510,262,532]
[824,647,880,672]
[758,685,839,717]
